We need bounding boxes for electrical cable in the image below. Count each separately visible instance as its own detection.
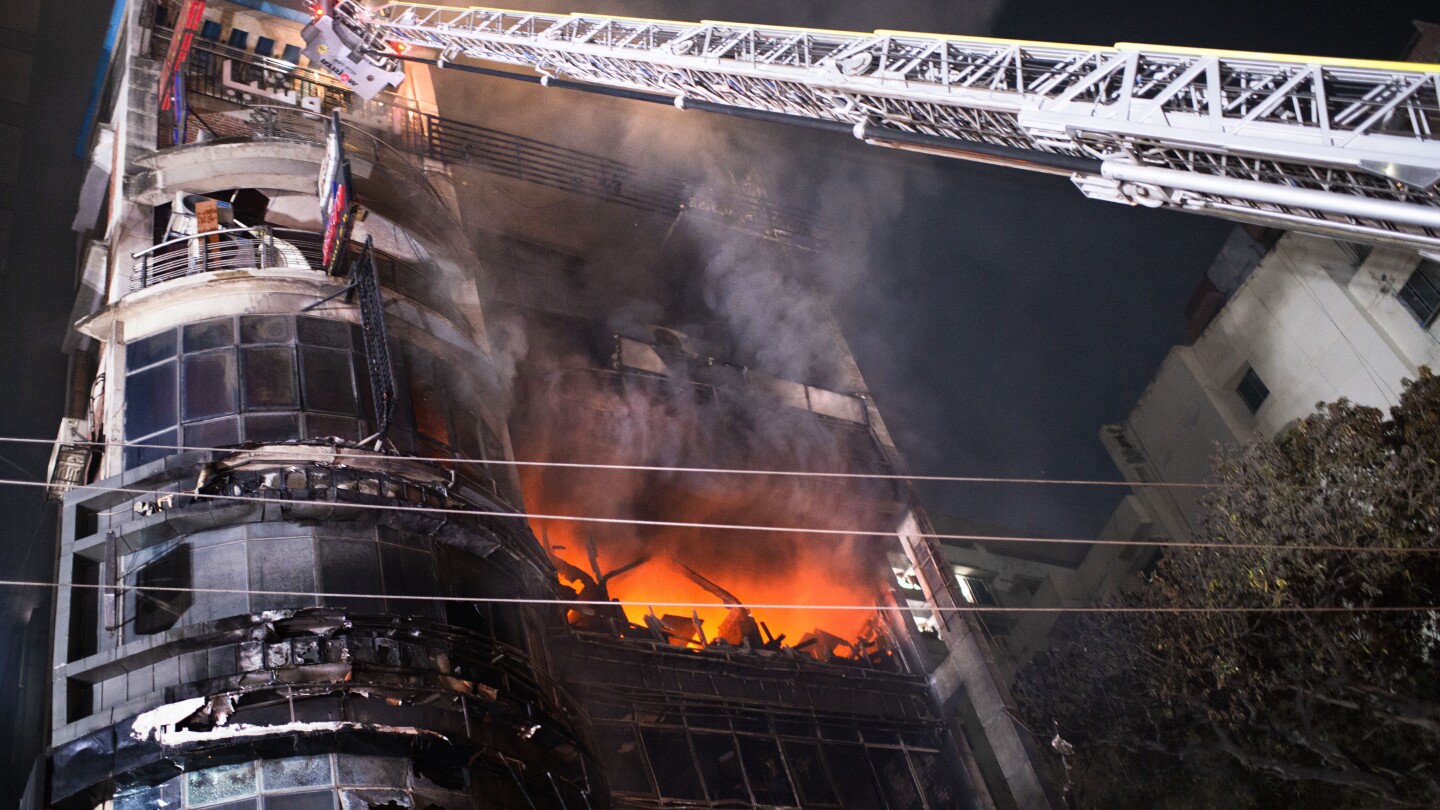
[0,475,1433,555]
[0,577,1436,614]
[0,434,1245,489]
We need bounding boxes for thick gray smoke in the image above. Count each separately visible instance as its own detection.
[441,0,996,395]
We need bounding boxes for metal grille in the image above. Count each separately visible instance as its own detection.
[130,227,325,291]
[351,238,398,435]
[145,18,820,249]
[353,0,1440,251]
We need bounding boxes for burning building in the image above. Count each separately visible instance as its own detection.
[25,1,1056,808]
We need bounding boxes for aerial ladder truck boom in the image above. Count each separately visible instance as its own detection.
[304,0,1440,252]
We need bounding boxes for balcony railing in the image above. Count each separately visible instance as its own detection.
[130,226,325,292]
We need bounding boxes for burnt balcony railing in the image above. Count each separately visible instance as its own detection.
[130,226,326,292]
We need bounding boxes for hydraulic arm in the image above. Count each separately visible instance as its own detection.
[308,1,1440,251]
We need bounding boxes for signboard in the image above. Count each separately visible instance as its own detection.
[159,0,207,113]
[318,111,355,275]
[194,198,220,244]
[46,418,93,502]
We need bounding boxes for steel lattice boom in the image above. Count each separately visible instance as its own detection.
[323,1,1440,251]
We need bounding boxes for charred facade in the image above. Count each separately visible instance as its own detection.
[27,2,1055,809]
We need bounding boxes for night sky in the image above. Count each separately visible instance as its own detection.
[0,0,1432,800]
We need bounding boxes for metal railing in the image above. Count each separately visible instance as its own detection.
[130,226,325,292]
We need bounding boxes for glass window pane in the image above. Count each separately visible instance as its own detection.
[183,350,238,422]
[335,755,407,787]
[870,747,924,810]
[127,329,176,371]
[241,315,294,344]
[737,735,795,806]
[185,416,240,450]
[254,36,275,58]
[318,539,382,614]
[909,751,967,809]
[302,347,358,415]
[245,413,301,444]
[782,741,837,806]
[184,319,235,352]
[281,44,301,63]
[262,755,334,789]
[186,762,256,805]
[454,411,483,460]
[305,414,360,442]
[692,733,748,802]
[640,729,705,801]
[126,361,177,438]
[242,347,298,409]
[125,428,177,469]
[822,746,884,810]
[596,725,652,794]
[249,537,316,611]
[298,317,351,349]
[265,793,334,810]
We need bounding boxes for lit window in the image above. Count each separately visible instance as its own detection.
[1237,366,1269,414]
[1397,259,1440,327]
[953,569,995,605]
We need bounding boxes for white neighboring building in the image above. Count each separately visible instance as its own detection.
[943,229,1440,672]
[1103,234,1440,546]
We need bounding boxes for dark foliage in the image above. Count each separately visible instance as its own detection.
[1015,369,1440,809]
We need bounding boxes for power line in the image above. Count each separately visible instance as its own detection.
[2,476,1433,555]
[0,434,1230,489]
[0,577,1435,614]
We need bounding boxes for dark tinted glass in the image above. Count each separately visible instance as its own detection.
[240,315,293,344]
[245,413,301,443]
[248,537,316,612]
[242,347,298,409]
[1398,259,1440,326]
[301,347,357,415]
[737,735,795,805]
[305,414,358,441]
[184,319,234,352]
[124,428,177,469]
[185,416,240,449]
[596,725,652,794]
[126,330,177,371]
[781,741,837,805]
[126,361,177,437]
[640,729,705,800]
[297,316,350,349]
[822,746,884,810]
[335,755,406,786]
[183,350,237,421]
[692,733,748,802]
[317,539,382,613]
[1237,367,1269,413]
[870,747,924,810]
[264,794,333,810]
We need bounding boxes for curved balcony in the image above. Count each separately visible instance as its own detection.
[129,225,326,292]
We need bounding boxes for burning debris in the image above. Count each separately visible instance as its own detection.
[547,533,897,667]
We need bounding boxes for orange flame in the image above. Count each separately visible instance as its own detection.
[511,371,898,652]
